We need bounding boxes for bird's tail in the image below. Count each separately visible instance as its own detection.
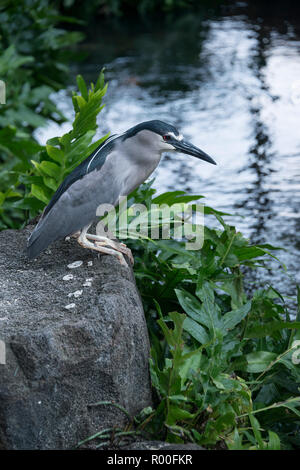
[26,205,82,259]
[26,221,52,259]
[27,210,64,258]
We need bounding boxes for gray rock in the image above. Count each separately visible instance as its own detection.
[0,226,152,449]
[122,440,204,450]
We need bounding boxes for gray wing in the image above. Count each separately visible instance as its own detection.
[27,138,123,259]
[27,177,99,258]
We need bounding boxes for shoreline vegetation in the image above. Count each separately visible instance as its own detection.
[1,0,300,450]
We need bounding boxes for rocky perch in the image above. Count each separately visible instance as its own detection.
[0,226,152,449]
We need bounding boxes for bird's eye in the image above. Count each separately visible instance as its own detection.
[163,135,171,141]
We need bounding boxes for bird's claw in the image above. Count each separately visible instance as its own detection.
[94,240,134,266]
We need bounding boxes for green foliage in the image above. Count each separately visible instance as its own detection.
[27,72,108,206]
[148,309,252,446]
[0,0,83,134]
[0,59,299,449]
[0,71,108,228]
[227,414,281,450]
[59,0,200,18]
[121,183,300,449]
[0,0,84,228]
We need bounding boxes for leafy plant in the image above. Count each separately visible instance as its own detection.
[82,161,300,449]
[0,71,108,228]
[0,0,84,228]
[227,414,281,450]
[0,0,84,135]
[120,182,300,449]
[26,72,108,207]
[1,70,299,450]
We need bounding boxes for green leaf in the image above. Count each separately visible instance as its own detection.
[234,246,268,261]
[166,406,195,425]
[75,94,87,110]
[283,402,300,418]
[153,191,204,205]
[248,414,264,449]
[46,144,64,163]
[169,311,186,344]
[46,137,60,146]
[157,318,176,348]
[179,348,203,381]
[175,289,204,324]
[10,197,43,211]
[31,184,50,205]
[39,161,61,179]
[267,431,281,450]
[227,428,244,450]
[43,176,58,191]
[30,160,43,176]
[246,321,300,339]
[196,282,223,332]
[222,301,251,330]
[245,351,277,373]
[157,312,185,350]
[76,74,88,101]
[183,317,210,344]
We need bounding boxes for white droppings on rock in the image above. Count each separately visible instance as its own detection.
[87,261,93,266]
[64,303,76,310]
[67,260,83,269]
[63,274,74,281]
[0,316,8,321]
[68,290,83,298]
[83,277,93,287]
[74,290,83,298]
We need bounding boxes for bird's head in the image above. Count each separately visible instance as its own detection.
[125,120,216,165]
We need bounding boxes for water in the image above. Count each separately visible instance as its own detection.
[36,2,300,303]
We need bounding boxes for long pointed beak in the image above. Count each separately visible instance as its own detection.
[173,139,216,165]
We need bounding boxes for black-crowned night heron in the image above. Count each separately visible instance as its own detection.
[27,120,216,264]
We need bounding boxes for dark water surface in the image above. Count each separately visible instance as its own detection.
[36,2,300,302]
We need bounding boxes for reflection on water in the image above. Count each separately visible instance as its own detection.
[36,2,300,300]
